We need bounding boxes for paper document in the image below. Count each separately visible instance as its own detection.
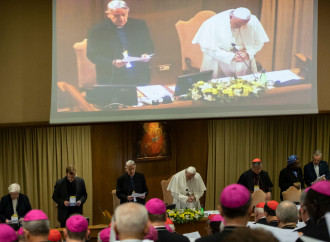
[137,85,173,100]
[131,192,146,198]
[122,54,154,63]
[314,174,326,183]
[183,231,201,241]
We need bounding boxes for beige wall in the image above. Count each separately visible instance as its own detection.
[0,0,329,124]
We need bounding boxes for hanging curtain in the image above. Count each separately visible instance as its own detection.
[0,126,93,227]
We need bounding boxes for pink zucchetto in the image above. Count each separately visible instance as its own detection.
[220,184,250,208]
[0,224,18,242]
[145,198,167,215]
[208,214,224,222]
[17,227,24,235]
[310,180,330,196]
[24,209,48,221]
[66,215,88,233]
[99,227,110,242]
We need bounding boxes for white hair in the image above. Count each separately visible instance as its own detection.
[114,203,148,237]
[8,183,21,193]
[125,160,136,167]
[276,201,298,224]
[107,0,128,10]
[254,207,264,214]
[186,166,196,174]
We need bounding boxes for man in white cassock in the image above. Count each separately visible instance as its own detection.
[192,7,269,79]
[167,166,206,209]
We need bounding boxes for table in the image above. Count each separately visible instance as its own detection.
[174,218,208,237]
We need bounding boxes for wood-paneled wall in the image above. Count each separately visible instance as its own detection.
[91,120,208,224]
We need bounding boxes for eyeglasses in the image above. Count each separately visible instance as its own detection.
[253,162,262,167]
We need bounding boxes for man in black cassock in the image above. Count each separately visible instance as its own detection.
[237,158,273,201]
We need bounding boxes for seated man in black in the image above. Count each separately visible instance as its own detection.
[0,183,32,230]
[87,0,154,86]
[264,200,279,227]
[116,160,148,204]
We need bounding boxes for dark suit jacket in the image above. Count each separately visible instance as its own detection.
[52,177,87,224]
[237,169,273,193]
[87,18,154,85]
[155,226,190,242]
[116,172,148,204]
[304,160,330,187]
[196,226,238,242]
[0,193,32,222]
[279,166,305,200]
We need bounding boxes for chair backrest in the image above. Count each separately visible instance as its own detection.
[282,186,302,202]
[102,209,112,224]
[112,190,120,212]
[57,81,99,111]
[73,39,96,90]
[175,10,216,72]
[251,189,267,207]
[161,176,173,205]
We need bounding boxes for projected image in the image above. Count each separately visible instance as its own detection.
[51,0,317,123]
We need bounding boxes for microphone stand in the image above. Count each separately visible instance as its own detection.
[231,43,257,80]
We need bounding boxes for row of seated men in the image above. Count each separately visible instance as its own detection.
[1,181,330,242]
[237,150,330,201]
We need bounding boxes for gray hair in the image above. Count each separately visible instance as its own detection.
[125,160,136,167]
[313,150,322,157]
[8,183,21,193]
[300,190,308,205]
[276,201,298,224]
[114,203,148,237]
[23,220,50,236]
[107,0,128,10]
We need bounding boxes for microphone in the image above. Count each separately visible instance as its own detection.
[231,43,256,80]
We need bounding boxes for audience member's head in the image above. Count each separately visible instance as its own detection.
[64,214,90,242]
[264,200,278,218]
[222,228,279,242]
[114,202,149,240]
[276,201,298,228]
[48,229,62,242]
[304,181,330,222]
[219,184,251,226]
[23,209,50,242]
[165,218,175,232]
[0,224,18,242]
[254,202,265,222]
[98,227,110,242]
[17,227,25,242]
[145,198,167,225]
[298,189,310,223]
[143,225,158,241]
[206,214,224,235]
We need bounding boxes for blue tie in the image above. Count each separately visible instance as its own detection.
[129,177,135,192]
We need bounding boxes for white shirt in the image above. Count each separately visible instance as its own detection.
[314,164,320,177]
[12,199,18,215]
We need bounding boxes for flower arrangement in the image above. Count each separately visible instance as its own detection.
[189,78,268,103]
[166,208,203,224]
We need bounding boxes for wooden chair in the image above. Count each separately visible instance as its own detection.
[57,81,99,112]
[112,190,120,212]
[251,189,267,207]
[175,10,216,73]
[73,39,96,90]
[282,186,302,203]
[160,176,173,205]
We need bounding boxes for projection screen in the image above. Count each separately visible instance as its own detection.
[50,0,318,124]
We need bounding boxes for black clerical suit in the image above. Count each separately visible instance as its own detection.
[0,193,32,223]
[196,226,242,242]
[116,172,148,204]
[87,18,154,85]
[52,177,87,227]
[255,217,268,225]
[155,226,190,242]
[279,166,304,200]
[237,169,273,193]
[304,160,330,187]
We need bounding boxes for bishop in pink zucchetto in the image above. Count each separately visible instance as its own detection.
[17,227,24,235]
[98,227,110,242]
[145,198,167,215]
[302,181,330,241]
[220,184,250,208]
[23,209,50,242]
[146,198,190,242]
[0,224,18,242]
[64,215,90,242]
